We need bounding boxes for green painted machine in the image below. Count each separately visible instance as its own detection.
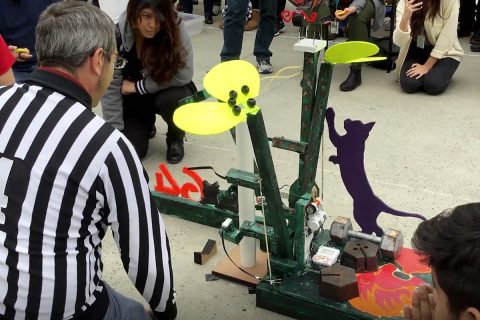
[151,42,396,319]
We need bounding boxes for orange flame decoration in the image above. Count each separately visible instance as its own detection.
[154,163,204,201]
[349,248,430,317]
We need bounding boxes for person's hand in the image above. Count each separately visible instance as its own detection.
[403,284,435,320]
[403,0,423,20]
[335,7,353,20]
[406,63,430,79]
[8,45,33,62]
[121,80,136,94]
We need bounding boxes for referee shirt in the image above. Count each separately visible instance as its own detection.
[0,68,176,320]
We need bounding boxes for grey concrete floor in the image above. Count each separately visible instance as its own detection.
[96,3,480,319]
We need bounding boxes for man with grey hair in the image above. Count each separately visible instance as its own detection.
[0,2,176,319]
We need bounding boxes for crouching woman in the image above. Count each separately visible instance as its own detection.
[102,0,196,163]
[393,0,463,95]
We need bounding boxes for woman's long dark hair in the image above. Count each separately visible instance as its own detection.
[127,0,185,84]
[410,0,442,37]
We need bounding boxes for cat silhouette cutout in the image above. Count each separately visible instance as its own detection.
[325,107,426,236]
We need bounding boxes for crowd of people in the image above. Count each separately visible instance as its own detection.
[0,0,479,319]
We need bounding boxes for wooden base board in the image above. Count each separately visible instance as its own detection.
[212,245,268,287]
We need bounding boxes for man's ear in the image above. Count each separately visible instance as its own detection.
[90,47,105,77]
[466,307,480,319]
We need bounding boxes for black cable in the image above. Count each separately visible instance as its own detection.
[220,230,262,280]
[187,166,227,180]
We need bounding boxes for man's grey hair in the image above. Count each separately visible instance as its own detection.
[36,1,117,72]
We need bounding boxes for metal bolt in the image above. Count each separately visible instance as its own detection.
[241,85,250,95]
[232,105,241,115]
[229,90,238,99]
[247,98,256,108]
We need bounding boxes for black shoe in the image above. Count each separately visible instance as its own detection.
[204,16,213,24]
[166,138,184,164]
[339,68,362,92]
[471,42,480,52]
[471,32,480,44]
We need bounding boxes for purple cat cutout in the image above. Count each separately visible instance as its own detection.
[325,108,426,236]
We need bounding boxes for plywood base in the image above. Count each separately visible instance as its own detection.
[212,245,268,287]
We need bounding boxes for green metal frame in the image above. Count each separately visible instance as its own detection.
[149,50,390,319]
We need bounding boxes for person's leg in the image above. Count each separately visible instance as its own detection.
[470,0,480,44]
[122,95,156,159]
[220,0,250,61]
[102,283,151,320]
[475,0,480,31]
[458,0,475,37]
[153,82,197,163]
[204,0,214,23]
[180,0,194,13]
[399,44,432,93]
[253,0,276,73]
[245,1,260,31]
[399,56,425,93]
[274,0,287,35]
[339,0,375,91]
[213,0,222,15]
[422,58,460,95]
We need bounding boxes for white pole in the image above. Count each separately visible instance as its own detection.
[236,121,256,268]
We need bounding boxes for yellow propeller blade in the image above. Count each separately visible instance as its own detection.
[173,101,260,135]
[203,60,260,104]
[347,56,387,63]
[324,41,380,64]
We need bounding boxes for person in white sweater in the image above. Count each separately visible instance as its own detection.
[393,0,463,95]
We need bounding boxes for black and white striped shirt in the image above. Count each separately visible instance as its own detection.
[0,68,176,320]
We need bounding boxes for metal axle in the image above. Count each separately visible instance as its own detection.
[348,230,381,244]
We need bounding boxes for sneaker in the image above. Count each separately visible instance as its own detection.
[166,138,185,164]
[257,60,273,74]
[274,21,286,36]
[212,5,221,16]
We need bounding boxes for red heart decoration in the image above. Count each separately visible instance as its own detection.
[301,11,318,23]
[281,10,294,23]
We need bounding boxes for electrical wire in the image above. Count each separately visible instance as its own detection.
[260,66,303,93]
[258,178,273,281]
[220,229,262,280]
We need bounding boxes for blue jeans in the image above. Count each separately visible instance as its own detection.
[220,0,276,62]
[102,283,151,320]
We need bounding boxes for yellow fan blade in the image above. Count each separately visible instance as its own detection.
[347,56,387,63]
[203,60,260,104]
[173,102,248,135]
[324,41,379,64]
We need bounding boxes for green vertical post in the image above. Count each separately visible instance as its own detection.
[294,197,310,272]
[289,52,321,208]
[298,52,319,179]
[247,111,293,259]
[298,62,333,196]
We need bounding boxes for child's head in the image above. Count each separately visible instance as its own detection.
[412,203,480,320]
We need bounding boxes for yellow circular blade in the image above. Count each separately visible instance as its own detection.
[347,56,387,63]
[324,41,379,64]
[173,102,247,135]
[204,60,260,104]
